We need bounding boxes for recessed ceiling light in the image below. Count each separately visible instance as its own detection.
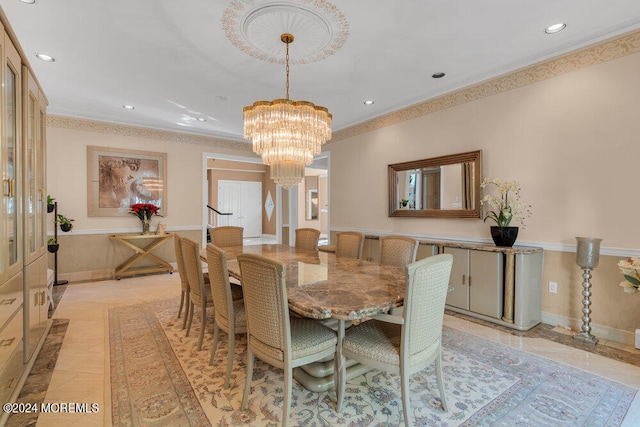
[122,105,135,110]
[35,53,54,62]
[197,117,207,122]
[19,0,36,4]
[364,100,375,106]
[545,23,566,34]
[432,72,445,79]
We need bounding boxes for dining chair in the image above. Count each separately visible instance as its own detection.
[237,253,337,426]
[379,235,419,268]
[173,234,190,328]
[335,231,365,259]
[209,226,244,248]
[205,244,247,388]
[181,237,214,350]
[295,228,321,251]
[337,254,454,426]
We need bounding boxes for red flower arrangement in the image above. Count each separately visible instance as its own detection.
[129,203,162,220]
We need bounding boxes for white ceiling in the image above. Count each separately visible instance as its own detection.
[2,0,640,143]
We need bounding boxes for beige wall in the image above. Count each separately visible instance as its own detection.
[46,121,254,281]
[325,51,640,342]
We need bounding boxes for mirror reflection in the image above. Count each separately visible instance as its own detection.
[305,176,319,220]
[388,150,482,219]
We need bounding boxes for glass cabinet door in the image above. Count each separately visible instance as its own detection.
[2,34,22,279]
[38,92,47,250]
[26,74,36,255]
[24,69,44,260]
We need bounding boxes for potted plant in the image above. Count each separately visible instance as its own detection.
[56,214,75,232]
[47,238,59,253]
[47,195,55,213]
[480,177,532,247]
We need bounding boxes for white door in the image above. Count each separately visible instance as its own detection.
[218,180,262,238]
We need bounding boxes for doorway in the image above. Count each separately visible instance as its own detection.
[203,152,330,246]
[218,180,262,238]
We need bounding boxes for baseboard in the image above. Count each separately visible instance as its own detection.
[541,311,635,346]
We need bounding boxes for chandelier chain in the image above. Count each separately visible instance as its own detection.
[285,39,290,100]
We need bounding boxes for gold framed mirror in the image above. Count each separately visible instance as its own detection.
[388,150,482,219]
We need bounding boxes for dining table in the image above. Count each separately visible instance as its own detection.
[201,243,407,394]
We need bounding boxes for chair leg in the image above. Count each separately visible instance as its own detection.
[283,368,292,427]
[400,371,411,427]
[242,350,254,410]
[224,332,235,388]
[198,304,206,350]
[209,324,220,366]
[182,293,191,330]
[177,290,185,319]
[436,352,448,411]
[185,301,194,337]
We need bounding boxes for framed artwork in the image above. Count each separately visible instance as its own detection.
[87,146,168,217]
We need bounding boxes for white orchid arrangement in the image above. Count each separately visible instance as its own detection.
[619,257,640,294]
[480,177,532,228]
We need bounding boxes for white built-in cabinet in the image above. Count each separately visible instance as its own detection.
[444,247,504,319]
[0,18,49,419]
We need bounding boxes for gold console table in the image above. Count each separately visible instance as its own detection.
[109,233,174,279]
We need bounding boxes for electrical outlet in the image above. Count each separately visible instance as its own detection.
[549,281,558,294]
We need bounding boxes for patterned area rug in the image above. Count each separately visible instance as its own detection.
[109,298,637,426]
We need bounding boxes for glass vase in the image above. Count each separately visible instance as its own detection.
[141,219,150,235]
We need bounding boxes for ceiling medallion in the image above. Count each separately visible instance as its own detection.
[222,0,349,64]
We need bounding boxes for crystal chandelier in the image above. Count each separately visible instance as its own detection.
[243,34,332,189]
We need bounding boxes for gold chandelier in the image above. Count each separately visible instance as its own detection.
[243,33,332,189]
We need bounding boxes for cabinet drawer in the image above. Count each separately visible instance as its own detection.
[0,308,25,404]
[0,273,24,331]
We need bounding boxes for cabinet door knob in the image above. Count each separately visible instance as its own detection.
[0,298,16,306]
[462,274,466,285]
[469,276,472,287]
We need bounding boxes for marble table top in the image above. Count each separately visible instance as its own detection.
[208,244,406,321]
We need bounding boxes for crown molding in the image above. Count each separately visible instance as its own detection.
[46,115,252,152]
[330,29,640,143]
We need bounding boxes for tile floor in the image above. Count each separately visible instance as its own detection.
[15,272,640,426]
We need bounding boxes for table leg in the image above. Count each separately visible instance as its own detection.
[335,319,346,412]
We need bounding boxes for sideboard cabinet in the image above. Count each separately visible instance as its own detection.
[435,242,543,331]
